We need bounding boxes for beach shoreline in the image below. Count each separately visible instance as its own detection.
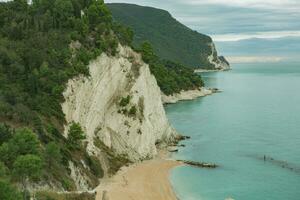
[95,150,182,200]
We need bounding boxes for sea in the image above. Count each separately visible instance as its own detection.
[166,62,300,200]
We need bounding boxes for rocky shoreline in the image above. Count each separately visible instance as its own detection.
[161,87,219,104]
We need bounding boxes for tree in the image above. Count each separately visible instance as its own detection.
[45,142,62,168]
[0,128,41,167]
[87,0,112,28]
[0,123,13,145]
[140,41,157,63]
[11,128,41,156]
[13,154,43,199]
[53,0,74,28]
[0,180,22,200]
[0,161,7,177]
[67,122,85,149]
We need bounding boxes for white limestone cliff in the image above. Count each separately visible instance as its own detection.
[208,42,230,70]
[62,45,178,164]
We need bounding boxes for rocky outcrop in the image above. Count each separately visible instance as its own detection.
[62,45,178,164]
[207,43,230,70]
[161,88,213,104]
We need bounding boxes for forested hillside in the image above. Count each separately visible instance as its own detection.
[107,3,221,69]
[0,0,131,199]
[0,0,203,199]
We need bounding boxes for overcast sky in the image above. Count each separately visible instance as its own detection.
[105,0,300,41]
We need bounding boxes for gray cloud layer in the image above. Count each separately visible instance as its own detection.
[105,0,300,37]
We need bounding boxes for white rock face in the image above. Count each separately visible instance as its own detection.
[62,45,178,162]
[69,161,91,191]
[208,43,230,70]
[161,88,213,104]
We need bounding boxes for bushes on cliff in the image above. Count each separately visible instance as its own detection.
[67,122,86,150]
[0,0,132,126]
[0,180,22,200]
[139,41,204,95]
[0,0,131,193]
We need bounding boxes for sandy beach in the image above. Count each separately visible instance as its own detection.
[95,152,182,200]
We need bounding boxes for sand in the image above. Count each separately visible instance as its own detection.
[95,153,182,200]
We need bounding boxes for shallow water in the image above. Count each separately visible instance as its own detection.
[166,63,300,200]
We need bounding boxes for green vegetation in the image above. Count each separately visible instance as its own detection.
[45,142,62,168]
[0,179,22,200]
[0,128,42,199]
[67,122,86,150]
[139,42,204,95]
[129,106,137,116]
[0,0,132,127]
[0,0,204,198]
[13,154,43,198]
[36,191,95,200]
[0,0,134,197]
[107,3,215,69]
[119,95,131,107]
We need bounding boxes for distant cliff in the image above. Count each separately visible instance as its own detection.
[107,3,230,70]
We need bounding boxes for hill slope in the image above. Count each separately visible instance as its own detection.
[107,3,230,70]
[0,0,179,197]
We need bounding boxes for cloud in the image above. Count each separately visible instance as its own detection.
[178,0,300,11]
[226,56,285,63]
[211,30,300,42]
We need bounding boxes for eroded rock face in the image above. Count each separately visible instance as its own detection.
[208,42,230,70]
[62,45,178,162]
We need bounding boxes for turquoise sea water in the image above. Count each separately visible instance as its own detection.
[166,63,300,200]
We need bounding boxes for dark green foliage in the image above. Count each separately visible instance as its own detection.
[13,154,43,181]
[85,155,104,178]
[45,142,62,168]
[0,123,13,145]
[0,0,131,127]
[119,95,131,107]
[0,128,41,167]
[67,122,85,150]
[13,154,43,199]
[36,191,95,200]
[139,42,204,95]
[0,0,130,192]
[0,179,22,200]
[108,3,215,69]
[129,106,137,116]
[0,161,7,177]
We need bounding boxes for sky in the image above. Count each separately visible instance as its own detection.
[105,0,300,39]
[106,0,300,62]
[1,0,299,62]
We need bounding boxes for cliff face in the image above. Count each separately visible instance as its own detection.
[62,45,178,164]
[208,43,231,70]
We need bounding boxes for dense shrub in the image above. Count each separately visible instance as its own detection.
[139,42,204,95]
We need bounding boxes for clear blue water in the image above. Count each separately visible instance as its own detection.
[166,63,300,200]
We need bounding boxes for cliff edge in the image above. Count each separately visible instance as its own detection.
[62,45,178,164]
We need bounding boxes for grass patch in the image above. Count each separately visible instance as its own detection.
[36,191,95,200]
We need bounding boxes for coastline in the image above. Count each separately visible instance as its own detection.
[162,87,217,104]
[94,87,220,200]
[95,150,183,200]
[194,68,230,73]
